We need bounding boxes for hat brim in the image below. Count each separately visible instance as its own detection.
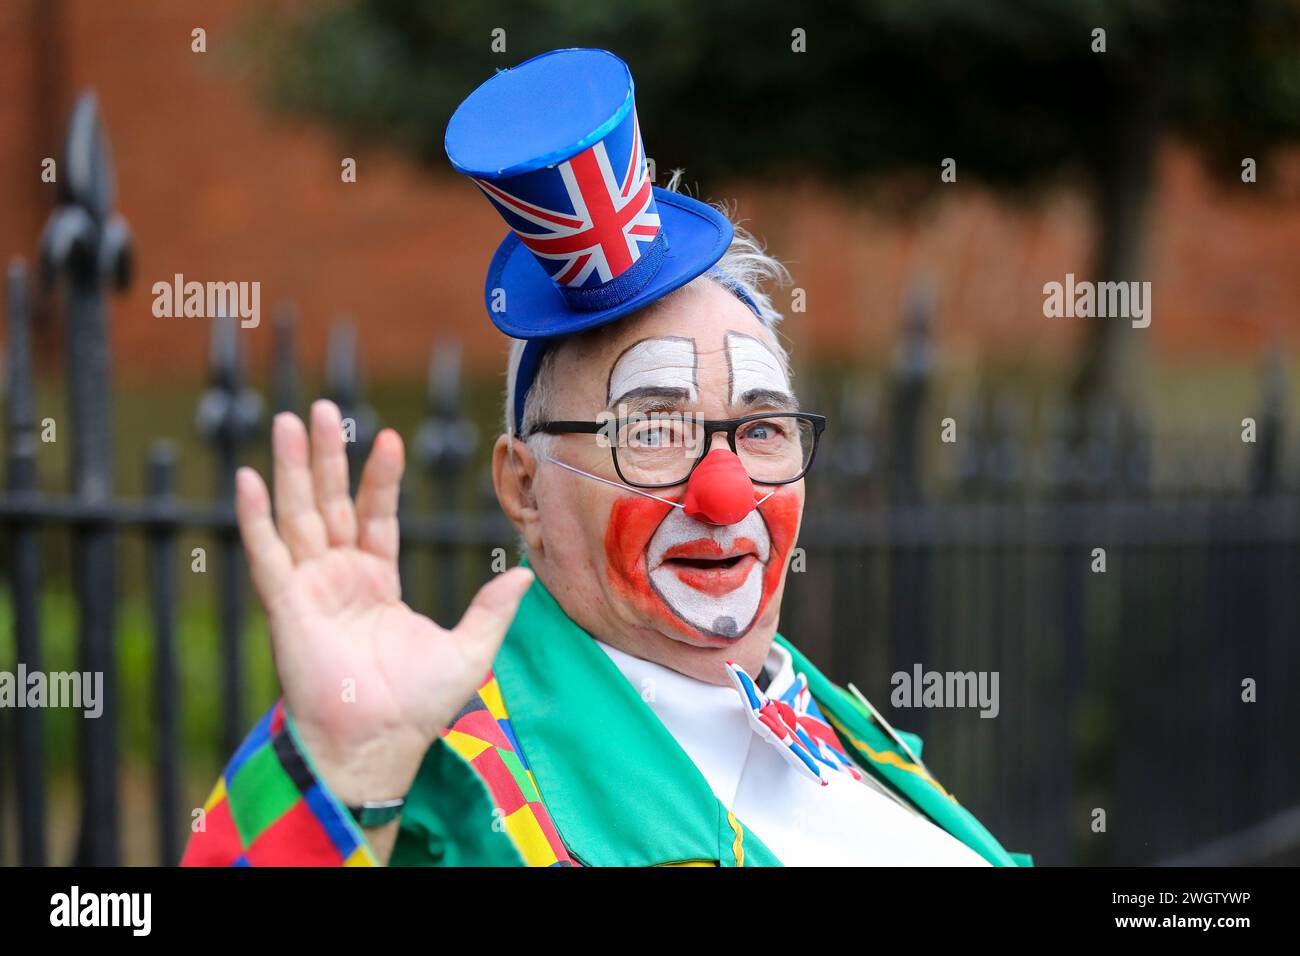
[482,187,734,340]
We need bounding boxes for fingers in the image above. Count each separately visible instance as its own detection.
[310,400,359,547]
[272,412,329,562]
[356,428,405,562]
[451,567,535,663]
[235,466,293,602]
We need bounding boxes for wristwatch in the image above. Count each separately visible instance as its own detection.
[346,797,405,828]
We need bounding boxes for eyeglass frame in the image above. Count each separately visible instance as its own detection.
[527,411,828,490]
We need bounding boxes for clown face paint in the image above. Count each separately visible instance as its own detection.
[646,505,768,637]
[606,488,802,643]
[608,336,697,406]
[597,329,802,643]
[725,331,791,406]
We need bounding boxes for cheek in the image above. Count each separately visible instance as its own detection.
[604,495,675,599]
[756,490,802,611]
[604,495,703,638]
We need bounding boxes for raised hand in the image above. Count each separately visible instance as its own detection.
[233,400,533,813]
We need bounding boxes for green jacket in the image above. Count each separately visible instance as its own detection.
[183,571,1030,867]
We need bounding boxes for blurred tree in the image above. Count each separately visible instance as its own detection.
[247,0,1300,418]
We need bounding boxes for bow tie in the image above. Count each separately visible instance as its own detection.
[723,660,864,787]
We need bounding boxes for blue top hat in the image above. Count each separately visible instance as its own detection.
[444,48,742,431]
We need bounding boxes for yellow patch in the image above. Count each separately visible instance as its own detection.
[504,803,558,867]
[478,678,509,721]
[443,728,492,761]
[203,777,227,813]
[343,846,377,866]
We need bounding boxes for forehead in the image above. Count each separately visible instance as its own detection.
[553,279,783,390]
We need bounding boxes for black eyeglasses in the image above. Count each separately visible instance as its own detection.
[529,411,827,490]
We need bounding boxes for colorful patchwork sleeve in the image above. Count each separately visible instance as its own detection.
[436,673,575,866]
[181,699,378,867]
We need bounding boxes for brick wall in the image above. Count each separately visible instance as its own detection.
[2,0,1297,384]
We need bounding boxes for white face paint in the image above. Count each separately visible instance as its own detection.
[579,330,790,641]
[645,506,771,639]
[607,336,698,406]
[725,331,789,407]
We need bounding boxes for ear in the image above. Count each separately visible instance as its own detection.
[492,432,544,553]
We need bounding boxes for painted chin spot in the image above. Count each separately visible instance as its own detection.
[711,616,739,639]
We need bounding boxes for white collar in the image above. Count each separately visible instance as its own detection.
[593,639,789,806]
[591,638,991,865]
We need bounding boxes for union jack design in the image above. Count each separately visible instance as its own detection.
[472,111,660,289]
[725,660,865,787]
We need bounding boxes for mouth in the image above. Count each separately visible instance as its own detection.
[658,541,761,596]
[664,553,751,570]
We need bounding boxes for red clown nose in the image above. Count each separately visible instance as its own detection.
[682,449,758,526]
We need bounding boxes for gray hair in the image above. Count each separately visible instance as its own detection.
[504,170,791,442]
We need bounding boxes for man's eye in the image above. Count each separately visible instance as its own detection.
[742,420,784,441]
[627,421,683,447]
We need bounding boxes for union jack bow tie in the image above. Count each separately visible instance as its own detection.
[723,661,864,787]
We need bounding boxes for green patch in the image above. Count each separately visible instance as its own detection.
[225,741,301,843]
[497,745,541,804]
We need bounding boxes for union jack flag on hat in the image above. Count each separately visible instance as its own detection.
[444,48,743,431]
[472,108,661,296]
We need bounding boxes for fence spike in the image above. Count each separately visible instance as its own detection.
[34,87,133,866]
[271,302,299,415]
[325,317,378,481]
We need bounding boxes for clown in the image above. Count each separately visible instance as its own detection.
[184,49,1028,868]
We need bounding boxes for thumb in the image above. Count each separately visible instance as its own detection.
[451,566,535,658]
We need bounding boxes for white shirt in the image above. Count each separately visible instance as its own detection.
[594,638,990,866]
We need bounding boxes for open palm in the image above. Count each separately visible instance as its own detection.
[234,401,532,806]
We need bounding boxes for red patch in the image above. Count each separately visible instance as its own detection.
[753,489,801,628]
[603,488,802,639]
[180,795,242,867]
[243,800,345,867]
[605,493,693,637]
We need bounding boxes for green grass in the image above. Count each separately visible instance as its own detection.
[0,589,282,864]
[1,589,278,775]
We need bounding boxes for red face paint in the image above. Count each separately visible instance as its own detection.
[752,489,801,629]
[605,493,697,639]
[605,486,803,642]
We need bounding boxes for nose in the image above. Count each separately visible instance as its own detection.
[682,447,758,526]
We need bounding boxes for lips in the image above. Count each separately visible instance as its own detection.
[657,536,760,595]
[648,519,771,570]
[663,552,760,596]
[661,536,760,563]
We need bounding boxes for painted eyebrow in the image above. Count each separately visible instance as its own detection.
[738,387,799,411]
[606,334,697,405]
[609,385,693,412]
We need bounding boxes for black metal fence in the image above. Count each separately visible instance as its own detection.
[3,93,1298,867]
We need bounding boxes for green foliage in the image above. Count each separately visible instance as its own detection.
[246,0,1300,199]
[0,591,277,774]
